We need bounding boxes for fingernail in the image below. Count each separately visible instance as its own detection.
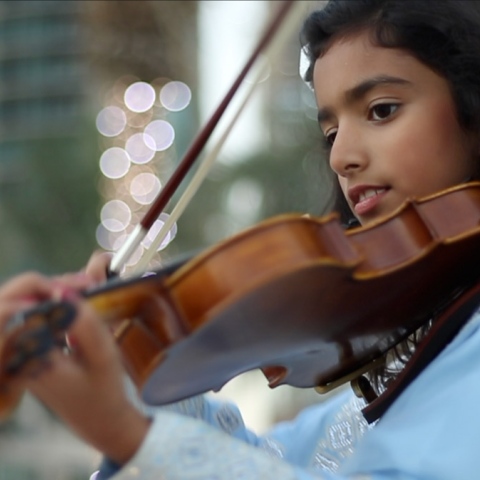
[66,333,79,350]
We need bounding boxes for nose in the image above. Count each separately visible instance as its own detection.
[328,124,369,177]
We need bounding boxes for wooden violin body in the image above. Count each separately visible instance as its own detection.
[3,182,480,411]
[84,182,480,405]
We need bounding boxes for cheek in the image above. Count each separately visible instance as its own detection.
[389,108,466,179]
[392,130,473,196]
[422,128,475,186]
[415,103,468,162]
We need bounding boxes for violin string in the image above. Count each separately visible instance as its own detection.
[132,1,309,275]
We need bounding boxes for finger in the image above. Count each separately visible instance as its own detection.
[84,250,113,284]
[65,302,120,371]
[50,273,93,298]
[23,349,82,406]
[0,272,53,302]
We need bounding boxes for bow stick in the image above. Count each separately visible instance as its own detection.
[132,1,309,275]
[109,0,296,275]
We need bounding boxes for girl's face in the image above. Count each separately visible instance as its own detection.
[313,30,480,225]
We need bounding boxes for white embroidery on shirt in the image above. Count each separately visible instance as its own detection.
[261,437,286,459]
[311,395,373,474]
[123,412,299,480]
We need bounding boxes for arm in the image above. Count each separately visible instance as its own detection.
[0,265,151,466]
[0,264,368,480]
[25,299,151,465]
[0,269,345,479]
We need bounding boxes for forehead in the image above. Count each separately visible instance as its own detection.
[312,30,447,104]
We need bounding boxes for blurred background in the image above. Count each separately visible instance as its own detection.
[0,1,336,478]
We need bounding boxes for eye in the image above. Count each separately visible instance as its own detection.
[323,128,337,147]
[369,103,399,121]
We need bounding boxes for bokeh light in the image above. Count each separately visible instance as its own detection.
[125,132,156,164]
[97,77,188,268]
[96,105,127,137]
[96,224,121,251]
[130,172,162,205]
[124,81,156,113]
[144,119,175,151]
[160,81,192,112]
[100,199,132,232]
[99,147,131,179]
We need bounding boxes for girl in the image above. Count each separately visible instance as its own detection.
[4,0,480,478]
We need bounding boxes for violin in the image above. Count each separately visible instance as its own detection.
[0,0,305,420]
[3,181,480,419]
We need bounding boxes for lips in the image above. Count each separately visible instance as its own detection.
[348,185,390,216]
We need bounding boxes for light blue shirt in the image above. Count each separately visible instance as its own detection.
[95,309,480,480]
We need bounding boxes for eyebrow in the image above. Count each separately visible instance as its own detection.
[317,75,412,124]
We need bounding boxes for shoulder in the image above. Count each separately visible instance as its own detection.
[339,308,480,478]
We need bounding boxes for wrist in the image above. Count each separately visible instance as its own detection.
[98,410,151,466]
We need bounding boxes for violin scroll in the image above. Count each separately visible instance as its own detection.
[0,301,76,420]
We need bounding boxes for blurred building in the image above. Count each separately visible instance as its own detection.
[0,1,88,142]
[0,0,97,277]
[0,0,197,148]
[0,1,198,479]
[0,0,198,278]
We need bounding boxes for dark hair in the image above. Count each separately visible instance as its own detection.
[301,0,480,226]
